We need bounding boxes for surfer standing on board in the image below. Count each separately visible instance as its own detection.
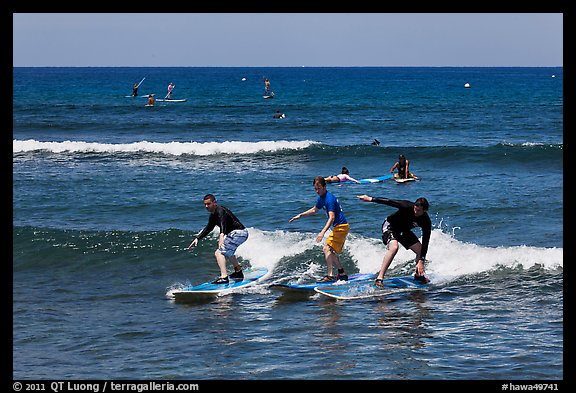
[166,82,175,99]
[357,195,431,287]
[289,176,350,282]
[187,194,249,284]
[263,77,271,93]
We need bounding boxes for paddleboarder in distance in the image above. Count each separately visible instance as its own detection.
[166,82,175,99]
[131,77,145,97]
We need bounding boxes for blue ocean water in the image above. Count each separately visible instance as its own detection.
[13,67,563,380]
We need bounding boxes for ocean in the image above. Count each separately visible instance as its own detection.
[12,67,563,381]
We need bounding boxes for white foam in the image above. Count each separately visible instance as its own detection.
[13,139,319,156]
[237,228,563,283]
[236,228,316,271]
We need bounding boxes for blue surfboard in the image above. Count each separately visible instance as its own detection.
[172,267,269,302]
[269,273,375,294]
[314,275,429,300]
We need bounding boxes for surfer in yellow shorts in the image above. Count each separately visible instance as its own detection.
[289,176,350,282]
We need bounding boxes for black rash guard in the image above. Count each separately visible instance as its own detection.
[371,197,432,260]
[397,160,407,178]
[196,205,245,240]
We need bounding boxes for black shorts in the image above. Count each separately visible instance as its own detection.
[381,221,419,250]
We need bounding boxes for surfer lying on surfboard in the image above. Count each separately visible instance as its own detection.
[325,166,361,184]
[356,195,431,287]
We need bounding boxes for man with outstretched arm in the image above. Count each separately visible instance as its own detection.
[187,194,248,284]
[289,176,349,282]
[357,194,431,287]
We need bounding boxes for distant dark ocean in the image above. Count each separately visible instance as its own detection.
[13,67,563,380]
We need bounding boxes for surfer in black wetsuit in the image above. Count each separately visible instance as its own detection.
[132,83,139,97]
[187,194,249,284]
[357,195,431,287]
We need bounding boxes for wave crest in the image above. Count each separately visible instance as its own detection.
[13,139,319,156]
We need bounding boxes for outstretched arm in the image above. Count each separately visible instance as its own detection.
[289,206,319,223]
[357,195,412,209]
[357,194,374,202]
[345,174,361,184]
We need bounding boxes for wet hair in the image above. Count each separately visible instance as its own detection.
[399,154,406,160]
[313,176,326,187]
[341,166,350,175]
[203,194,216,202]
[414,197,429,211]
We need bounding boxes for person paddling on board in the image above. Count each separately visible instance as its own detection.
[325,166,361,184]
[166,82,175,99]
[289,176,350,282]
[390,154,417,179]
[187,194,249,284]
[146,94,155,106]
[357,195,431,286]
[132,82,139,97]
[263,77,271,94]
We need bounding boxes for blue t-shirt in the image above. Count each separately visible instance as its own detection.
[315,191,347,226]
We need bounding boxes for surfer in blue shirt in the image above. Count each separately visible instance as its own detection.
[289,176,350,282]
[357,194,431,286]
[187,194,249,284]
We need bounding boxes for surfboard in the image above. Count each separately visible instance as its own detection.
[269,273,374,294]
[172,267,269,302]
[314,275,429,300]
[394,178,416,183]
[357,174,394,184]
[126,94,154,98]
[155,99,187,102]
[394,177,417,183]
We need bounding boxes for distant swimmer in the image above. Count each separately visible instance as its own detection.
[146,94,155,106]
[273,110,285,119]
[390,154,417,180]
[372,139,380,146]
[325,167,361,184]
